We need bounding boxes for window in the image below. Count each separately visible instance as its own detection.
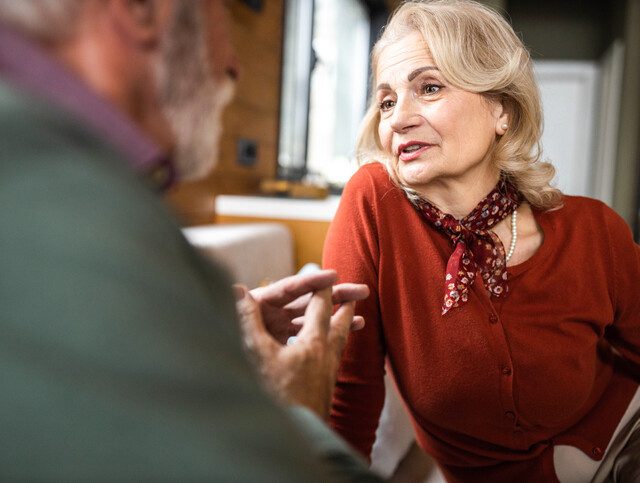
[278,0,387,191]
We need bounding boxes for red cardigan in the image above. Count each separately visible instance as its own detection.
[323,163,640,482]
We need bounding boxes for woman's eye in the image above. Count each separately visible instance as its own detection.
[422,84,442,95]
[379,99,396,111]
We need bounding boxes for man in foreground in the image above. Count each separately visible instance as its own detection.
[0,1,376,480]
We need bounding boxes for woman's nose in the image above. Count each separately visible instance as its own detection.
[390,95,422,133]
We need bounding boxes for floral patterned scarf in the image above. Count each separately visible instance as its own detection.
[415,180,521,314]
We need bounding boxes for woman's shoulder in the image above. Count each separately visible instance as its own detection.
[347,161,392,184]
[547,194,634,243]
[343,162,400,199]
[559,194,608,211]
[336,162,411,226]
[557,195,626,225]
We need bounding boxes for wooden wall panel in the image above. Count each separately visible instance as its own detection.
[167,1,284,226]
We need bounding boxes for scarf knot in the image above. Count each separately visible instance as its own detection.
[416,180,521,314]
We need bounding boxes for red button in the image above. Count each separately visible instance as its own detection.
[502,366,512,376]
[489,314,498,324]
[592,446,603,458]
[505,411,516,420]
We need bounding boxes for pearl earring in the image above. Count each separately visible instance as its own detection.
[501,123,508,130]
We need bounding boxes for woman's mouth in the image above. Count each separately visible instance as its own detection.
[397,142,432,162]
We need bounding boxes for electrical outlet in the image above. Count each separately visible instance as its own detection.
[241,0,263,12]
[237,138,258,167]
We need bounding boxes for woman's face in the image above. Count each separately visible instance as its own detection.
[376,32,508,194]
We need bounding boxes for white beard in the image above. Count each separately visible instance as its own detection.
[164,76,235,181]
[155,4,236,181]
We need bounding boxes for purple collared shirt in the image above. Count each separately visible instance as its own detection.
[0,23,175,190]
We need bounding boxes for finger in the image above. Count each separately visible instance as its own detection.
[331,283,370,305]
[233,284,248,301]
[250,270,337,307]
[328,301,356,354]
[349,315,365,331]
[297,286,333,341]
[286,284,369,319]
[291,314,364,331]
[282,292,312,316]
[235,286,278,351]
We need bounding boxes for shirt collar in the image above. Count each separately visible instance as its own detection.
[0,23,175,191]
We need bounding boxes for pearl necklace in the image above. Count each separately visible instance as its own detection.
[505,209,517,263]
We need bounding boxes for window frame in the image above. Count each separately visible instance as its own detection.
[276,0,389,185]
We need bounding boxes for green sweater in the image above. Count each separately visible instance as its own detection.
[0,80,377,482]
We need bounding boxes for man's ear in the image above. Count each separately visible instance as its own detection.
[107,0,165,46]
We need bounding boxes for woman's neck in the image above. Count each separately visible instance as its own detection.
[413,169,501,219]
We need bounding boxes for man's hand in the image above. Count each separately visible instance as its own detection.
[248,270,368,344]
[235,271,368,419]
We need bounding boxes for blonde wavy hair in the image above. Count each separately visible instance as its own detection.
[357,0,562,210]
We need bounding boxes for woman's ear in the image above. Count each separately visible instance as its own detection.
[107,0,164,47]
[494,99,510,136]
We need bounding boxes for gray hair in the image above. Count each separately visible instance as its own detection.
[0,0,83,41]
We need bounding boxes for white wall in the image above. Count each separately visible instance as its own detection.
[535,61,599,198]
[535,52,624,205]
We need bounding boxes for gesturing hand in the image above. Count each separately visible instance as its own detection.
[235,282,361,419]
[248,270,368,344]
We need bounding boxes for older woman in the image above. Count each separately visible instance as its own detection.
[323,0,640,481]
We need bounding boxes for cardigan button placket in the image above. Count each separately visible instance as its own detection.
[484,308,517,431]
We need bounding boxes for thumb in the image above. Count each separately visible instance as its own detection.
[235,284,275,353]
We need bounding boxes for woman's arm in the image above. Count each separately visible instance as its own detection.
[323,166,388,458]
[603,208,640,374]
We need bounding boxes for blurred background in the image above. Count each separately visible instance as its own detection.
[167,0,640,260]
